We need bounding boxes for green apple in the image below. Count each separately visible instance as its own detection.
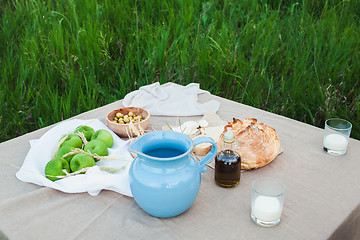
[60,134,83,149]
[74,125,95,141]
[91,129,113,148]
[56,145,77,163]
[70,153,96,173]
[84,140,108,157]
[45,157,70,181]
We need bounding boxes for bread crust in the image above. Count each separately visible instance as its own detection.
[192,142,213,156]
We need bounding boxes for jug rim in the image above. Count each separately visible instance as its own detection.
[128,130,194,161]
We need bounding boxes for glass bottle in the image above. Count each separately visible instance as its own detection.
[215,127,241,188]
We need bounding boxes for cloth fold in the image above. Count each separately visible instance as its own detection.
[123,82,220,116]
[16,119,133,197]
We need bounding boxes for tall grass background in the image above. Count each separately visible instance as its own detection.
[0,0,359,142]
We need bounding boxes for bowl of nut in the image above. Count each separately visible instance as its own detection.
[106,107,150,138]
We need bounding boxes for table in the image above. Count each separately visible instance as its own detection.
[1,93,360,240]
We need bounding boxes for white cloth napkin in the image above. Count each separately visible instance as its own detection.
[123,82,220,116]
[16,119,133,197]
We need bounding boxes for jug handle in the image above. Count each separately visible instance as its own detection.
[193,137,218,173]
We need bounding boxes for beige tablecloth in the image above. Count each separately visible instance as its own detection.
[1,93,360,240]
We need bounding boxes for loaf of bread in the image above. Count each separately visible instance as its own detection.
[192,118,281,170]
[221,118,281,170]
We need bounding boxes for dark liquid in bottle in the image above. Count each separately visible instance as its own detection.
[215,150,241,188]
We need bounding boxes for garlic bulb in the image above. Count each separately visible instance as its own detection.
[198,119,209,128]
[169,120,209,138]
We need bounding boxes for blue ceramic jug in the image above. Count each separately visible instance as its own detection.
[128,131,217,218]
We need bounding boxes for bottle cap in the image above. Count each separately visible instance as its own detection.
[223,127,235,143]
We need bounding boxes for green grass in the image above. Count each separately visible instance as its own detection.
[1,0,359,142]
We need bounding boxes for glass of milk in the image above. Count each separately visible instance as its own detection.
[323,118,352,155]
[251,178,286,227]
